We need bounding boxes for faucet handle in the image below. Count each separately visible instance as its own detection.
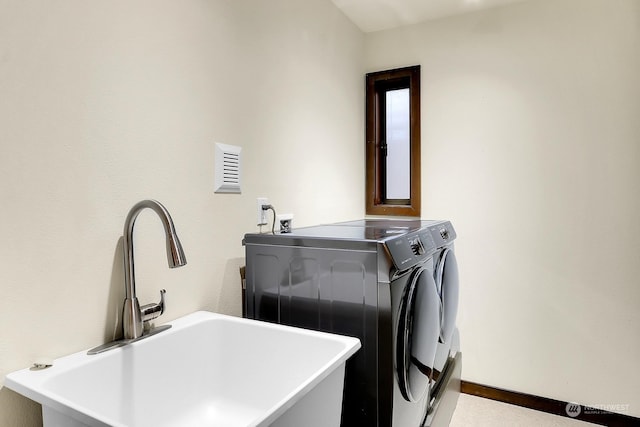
[141,289,167,322]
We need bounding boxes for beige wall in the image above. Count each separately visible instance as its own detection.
[0,0,364,424]
[365,0,640,417]
[3,0,639,423]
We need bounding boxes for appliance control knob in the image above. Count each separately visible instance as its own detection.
[440,228,450,240]
[410,238,425,255]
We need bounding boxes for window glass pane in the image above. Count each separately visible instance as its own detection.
[385,88,410,200]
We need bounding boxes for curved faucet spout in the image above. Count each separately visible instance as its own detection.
[122,199,187,340]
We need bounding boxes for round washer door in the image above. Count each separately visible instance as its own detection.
[435,248,459,344]
[396,267,441,402]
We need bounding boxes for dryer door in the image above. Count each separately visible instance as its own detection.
[435,248,459,344]
[396,267,441,402]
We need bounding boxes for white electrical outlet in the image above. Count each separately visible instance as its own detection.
[256,198,269,226]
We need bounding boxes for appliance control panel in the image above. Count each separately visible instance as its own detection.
[385,230,436,271]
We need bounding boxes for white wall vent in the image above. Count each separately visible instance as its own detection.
[214,143,241,194]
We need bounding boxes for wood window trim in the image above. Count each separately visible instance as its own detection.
[366,65,421,217]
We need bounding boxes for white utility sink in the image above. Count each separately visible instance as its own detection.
[6,311,360,427]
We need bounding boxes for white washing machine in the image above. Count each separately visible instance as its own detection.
[244,219,461,426]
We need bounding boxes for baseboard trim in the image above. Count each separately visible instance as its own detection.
[460,381,637,427]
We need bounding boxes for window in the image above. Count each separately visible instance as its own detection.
[366,66,421,216]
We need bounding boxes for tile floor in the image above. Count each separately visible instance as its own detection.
[450,394,600,427]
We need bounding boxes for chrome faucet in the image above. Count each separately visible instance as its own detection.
[122,199,187,339]
[87,199,187,355]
